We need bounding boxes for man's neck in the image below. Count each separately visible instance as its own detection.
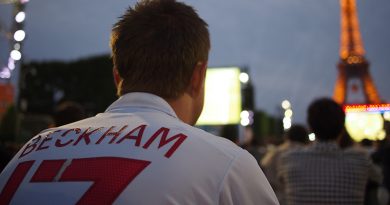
[166,94,195,125]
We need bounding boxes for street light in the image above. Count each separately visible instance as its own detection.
[14,29,25,41]
[239,72,249,84]
[10,50,21,60]
[15,11,25,23]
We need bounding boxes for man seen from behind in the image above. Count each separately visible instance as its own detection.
[0,1,279,204]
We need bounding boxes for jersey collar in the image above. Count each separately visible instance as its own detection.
[105,92,178,119]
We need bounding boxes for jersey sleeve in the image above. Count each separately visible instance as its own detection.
[218,149,279,205]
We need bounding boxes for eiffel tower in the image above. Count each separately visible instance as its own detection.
[333,0,381,104]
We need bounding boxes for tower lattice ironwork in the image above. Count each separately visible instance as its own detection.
[333,0,381,104]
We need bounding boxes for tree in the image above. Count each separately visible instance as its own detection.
[0,104,19,142]
[19,55,117,115]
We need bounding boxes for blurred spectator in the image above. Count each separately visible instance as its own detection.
[53,101,86,126]
[261,124,308,204]
[338,127,355,149]
[241,126,266,165]
[360,139,376,155]
[278,98,382,205]
[339,129,382,205]
[359,138,382,205]
[372,121,390,205]
[219,124,239,144]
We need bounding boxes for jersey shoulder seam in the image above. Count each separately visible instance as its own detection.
[215,149,244,204]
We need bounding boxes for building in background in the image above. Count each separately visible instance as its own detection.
[333,0,387,141]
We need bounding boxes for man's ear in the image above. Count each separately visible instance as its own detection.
[113,67,121,87]
[113,67,122,96]
[189,61,207,97]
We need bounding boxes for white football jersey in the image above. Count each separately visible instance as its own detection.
[0,93,279,205]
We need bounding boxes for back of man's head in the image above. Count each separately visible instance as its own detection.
[307,98,345,141]
[111,0,210,98]
[286,124,308,144]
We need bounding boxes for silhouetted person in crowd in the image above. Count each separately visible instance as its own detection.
[220,124,239,144]
[53,101,86,126]
[338,127,355,149]
[278,98,381,205]
[360,138,376,155]
[261,124,308,204]
[339,129,382,205]
[373,121,390,205]
[0,1,278,204]
[240,126,266,165]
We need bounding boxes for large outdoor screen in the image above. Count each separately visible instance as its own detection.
[344,104,390,141]
[196,67,242,125]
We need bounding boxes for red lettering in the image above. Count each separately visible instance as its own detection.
[1,157,151,205]
[30,160,66,182]
[116,125,146,146]
[96,125,128,144]
[0,161,34,205]
[36,131,60,151]
[55,128,81,147]
[161,133,187,158]
[19,136,42,158]
[73,127,102,146]
[143,127,187,158]
[59,157,150,204]
[36,137,52,151]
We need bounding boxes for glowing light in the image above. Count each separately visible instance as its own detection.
[341,50,348,59]
[309,133,316,141]
[241,118,250,126]
[14,30,26,42]
[10,50,22,61]
[378,130,386,141]
[196,67,242,125]
[347,56,361,64]
[345,112,384,141]
[283,117,292,130]
[283,122,291,130]
[15,11,26,23]
[14,43,21,50]
[0,69,11,79]
[240,110,253,126]
[344,104,390,113]
[285,109,293,118]
[8,58,15,70]
[339,0,366,58]
[240,110,249,119]
[281,100,291,109]
[2,1,28,80]
[239,72,249,84]
[383,112,390,121]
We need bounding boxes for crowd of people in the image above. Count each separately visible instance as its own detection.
[0,0,389,204]
[220,98,390,205]
[259,99,389,205]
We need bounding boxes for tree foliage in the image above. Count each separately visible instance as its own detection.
[20,55,117,115]
[0,104,19,142]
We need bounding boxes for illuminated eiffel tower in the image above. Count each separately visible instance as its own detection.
[333,0,381,104]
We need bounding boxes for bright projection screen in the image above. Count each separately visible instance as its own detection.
[344,104,390,141]
[196,67,242,125]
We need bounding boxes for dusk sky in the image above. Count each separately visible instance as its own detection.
[1,0,389,123]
